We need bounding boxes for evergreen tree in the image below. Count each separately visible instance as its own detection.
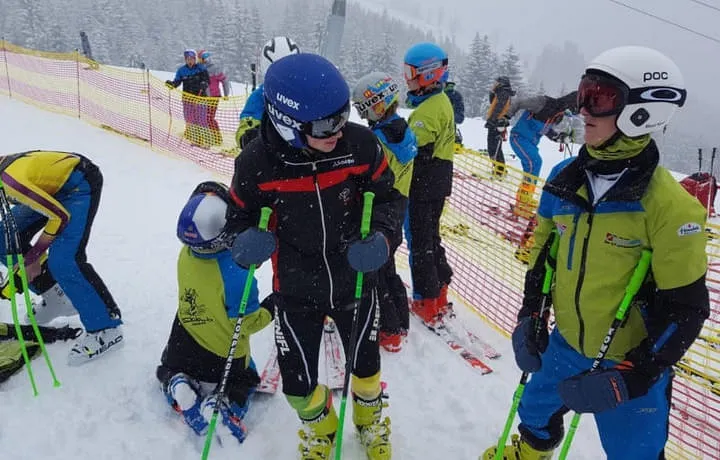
[501,44,525,97]
[371,33,398,80]
[460,33,493,118]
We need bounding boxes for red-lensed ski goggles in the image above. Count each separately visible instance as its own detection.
[268,101,351,139]
[403,59,448,85]
[577,73,686,117]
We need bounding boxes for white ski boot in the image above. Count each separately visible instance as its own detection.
[26,283,77,325]
[68,325,124,365]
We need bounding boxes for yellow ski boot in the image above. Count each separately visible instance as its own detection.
[481,434,554,460]
[297,395,338,460]
[353,393,392,460]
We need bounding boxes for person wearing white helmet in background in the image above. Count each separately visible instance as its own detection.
[483,46,709,459]
[234,36,300,151]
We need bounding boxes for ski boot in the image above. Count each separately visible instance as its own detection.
[513,183,539,219]
[353,393,392,460]
[298,397,338,460]
[437,284,455,319]
[26,283,77,325]
[200,393,248,443]
[411,297,445,328]
[164,373,209,435]
[379,329,407,353]
[481,434,554,460]
[67,325,124,365]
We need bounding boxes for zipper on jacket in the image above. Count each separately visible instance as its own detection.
[567,212,581,271]
[573,211,594,355]
[311,161,336,310]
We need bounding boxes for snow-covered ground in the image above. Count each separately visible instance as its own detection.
[0,95,632,460]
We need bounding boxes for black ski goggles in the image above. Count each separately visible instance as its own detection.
[578,73,687,117]
[303,102,351,139]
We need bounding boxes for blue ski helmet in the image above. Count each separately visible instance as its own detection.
[177,181,232,254]
[263,53,351,149]
[403,42,449,89]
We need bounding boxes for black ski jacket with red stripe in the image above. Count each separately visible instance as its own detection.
[226,117,402,312]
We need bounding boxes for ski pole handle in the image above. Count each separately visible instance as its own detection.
[614,249,651,322]
[354,192,374,299]
[541,232,560,296]
[360,191,374,238]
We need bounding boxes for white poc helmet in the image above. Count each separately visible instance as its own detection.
[583,46,686,137]
[258,36,300,79]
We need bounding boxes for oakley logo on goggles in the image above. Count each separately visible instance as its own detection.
[403,59,447,81]
[267,101,350,139]
[578,74,687,117]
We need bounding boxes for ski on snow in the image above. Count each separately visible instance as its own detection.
[323,318,346,391]
[256,318,346,395]
[410,306,494,375]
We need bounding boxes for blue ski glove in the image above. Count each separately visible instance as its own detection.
[231,227,276,268]
[511,316,548,373]
[347,231,389,273]
[558,362,657,413]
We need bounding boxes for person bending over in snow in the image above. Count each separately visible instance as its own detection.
[227,53,400,460]
[352,71,417,353]
[484,46,709,460]
[0,150,123,365]
[504,91,578,219]
[156,181,272,444]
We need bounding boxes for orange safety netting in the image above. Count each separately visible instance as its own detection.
[0,41,717,459]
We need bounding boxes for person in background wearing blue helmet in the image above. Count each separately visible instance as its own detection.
[166,49,211,146]
[234,36,300,152]
[156,181,273,444]
[403,42,456,328]
[352,72,418,353]
[226,53,400,460]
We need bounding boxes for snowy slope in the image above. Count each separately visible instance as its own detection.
[0,97,605,460]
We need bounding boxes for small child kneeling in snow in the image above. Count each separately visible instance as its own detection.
[156,181,273,443]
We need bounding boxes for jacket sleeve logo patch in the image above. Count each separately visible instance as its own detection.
[413,121,424,128]
[677,222,702,236]
[604,232,642,248]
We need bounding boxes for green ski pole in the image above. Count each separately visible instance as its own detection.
[201,206,272,460]
[335,191,375,460]
[491,231,560,460]
[0,179,43,395]
[558,249,652,459]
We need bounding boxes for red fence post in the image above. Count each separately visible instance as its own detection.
[2,38,12,98]
[145,69,153,148]
[75,49,81,119]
